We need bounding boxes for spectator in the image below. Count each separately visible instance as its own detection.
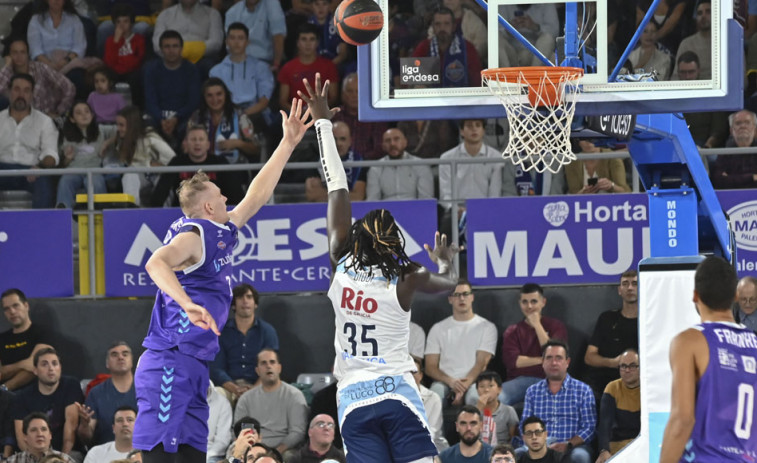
[500,283,568,406]
[0,74,59,208]
[673,1,711,79]
[412,7,482,87]
[277,23,339,112]
[0,39,75,119]
[474,372,518,445]
[565,139,631,194]
[520,340,596,463]
[436,405,493,463]
[209,23,275,128]
[411,357,448,452]
[498,4,558,67]
[224,0,286,70]
[0,288,53,391]
[143,30,201,146]
[425,280,498,406]
[151,0,223,78]
[409,321,426,363]
[190,78,258,165]
[102,3,146,108]
[595,350,640,463]
[635,0,687,55]
[711,109,757,189]
[107,105,175,205]
[87,66,126,124]
[56,101,114,209]
[82,406,137,463]
[735,276,757,332]
[584,270,639,400]
[150,125,245,207]
[207,382,233,463]
[76,341,137,447]
[304,121,366,202]
[211,284,279,404]
[628,20,672,80]
[307,0,350,66]
[286,415,345,463]
[8,413,75,463]
[489,444,517,463]
[365,128,434,201]
[13,347,84,457]
[676,52,728,149]
[308,384,340,450]
[331,73,388,161]
[227,417,262,462]
[518,416,562,463]
[234,349,308,455]
[429,0,488,62]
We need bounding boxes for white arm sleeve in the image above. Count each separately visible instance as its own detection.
[315,119,349,192]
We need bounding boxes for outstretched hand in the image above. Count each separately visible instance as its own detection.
[182,302,220,336]
[297,73,340,121]
[423,231,460,265]
[280,97,314,145]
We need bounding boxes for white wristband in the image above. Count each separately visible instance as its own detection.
[315,119,349,193]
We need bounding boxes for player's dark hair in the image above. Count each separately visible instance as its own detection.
[621,269,637,279]
[9,73,35,90]
[520,282,543,295]
[476,370,502,388]
[111,3,135,23]
[522,415,546,430]
[491,444,517,458]
[112,405,137,424]
[542,339,569,359]
[159,29,184,48]
[695,256,738,310]
[1,288,27,303]
[677,50,700,67]
[22,411,50,434]
[33,347,59,367]
[456,404,482,420]
[232,283,260,306]
[337,209,418,282]
[62,101,100,144]
[234,416,261,436]
[227,22,249,38]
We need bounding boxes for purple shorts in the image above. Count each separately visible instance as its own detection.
[133,348,210,453]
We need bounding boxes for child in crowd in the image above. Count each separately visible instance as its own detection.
[103,3,146,107]
[87,67,126,124]
[56,101,116,208]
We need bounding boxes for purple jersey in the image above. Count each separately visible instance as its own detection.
[683,322,757,462]
[142,217,238,361]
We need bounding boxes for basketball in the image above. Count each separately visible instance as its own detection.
[333,0,384,46]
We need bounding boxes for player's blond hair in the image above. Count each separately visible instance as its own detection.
[178,171,210,216]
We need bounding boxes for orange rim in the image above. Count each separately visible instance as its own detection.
[481,66,584,82]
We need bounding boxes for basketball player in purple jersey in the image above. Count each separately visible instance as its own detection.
[660,256,757,463]
[133,101,313,463]
[299,74,459,463]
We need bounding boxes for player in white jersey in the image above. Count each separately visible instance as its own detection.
[299,75,460,463]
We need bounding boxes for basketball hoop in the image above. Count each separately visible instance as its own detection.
[482,66,584,174]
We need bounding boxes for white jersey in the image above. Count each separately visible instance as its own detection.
[329,256,416,384]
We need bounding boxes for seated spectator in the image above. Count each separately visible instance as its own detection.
[190,78,258,165]
[211,284,279,404]
[102,4,146,108]
[519,416,562,463]
[307,0,350,67]
[278,23,339,112]
[0,74,58,208]
[498,4,558,67]
[628,20,672,80]
[56,101,114,208]
[234,350,308,455]
[500,283,567,406]
[227,417,262,461]
[428,0,488,62]
[735,276,757,332]
[425,281,497,407]
[412,7,482,87]
[475,372,518,445]
[673,1,711,80]
[676,52,728,152]
[636,0,687,56]
[87,66,126,124]
[151,0,223,78]
[106,105,175,205]
[595,349,640,463]
[304,121,366,202]
[207,382,233,463]
[565,140,631,194]
[245,443,282,463]
[150,125,245,206]
[308,384,340,450]
[436,406,493,463]
[411,358,448,452]
[331,73,387,160]
[365,128,434,201]
[82,406,137,463]
[489,444,517,463]
[143,30,201,146]
[76,341,137,447]
[287,415,345,463]
[8,413,75,463]
[209,23,275,130]
[409,321,426,363]
[520,340,596,463]
[711,110,757,189]
[0,288,54,391]
[224,0,286,71]
[13,347,84,456]
[0,39,75,119]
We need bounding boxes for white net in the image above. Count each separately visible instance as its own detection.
[482,67,583,173]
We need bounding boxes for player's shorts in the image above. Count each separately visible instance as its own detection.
[132,347,210,453]
[337,372,436,463]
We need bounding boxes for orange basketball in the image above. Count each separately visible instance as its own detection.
[333,0,384,46]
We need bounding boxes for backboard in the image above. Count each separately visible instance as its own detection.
[358,0,742,121]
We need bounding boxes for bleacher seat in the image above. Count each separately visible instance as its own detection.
[296,372,334,395]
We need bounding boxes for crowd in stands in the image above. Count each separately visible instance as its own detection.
[0,0,754,210]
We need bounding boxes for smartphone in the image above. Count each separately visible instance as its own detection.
[241,422,257,432]
[588,178,598,186]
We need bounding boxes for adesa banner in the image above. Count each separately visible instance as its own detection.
[103,200,438,296]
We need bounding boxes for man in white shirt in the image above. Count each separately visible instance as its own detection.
[83,406,137,463]
[425,280,498,407]
[0,73,59,208]
[207,382,233,463]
